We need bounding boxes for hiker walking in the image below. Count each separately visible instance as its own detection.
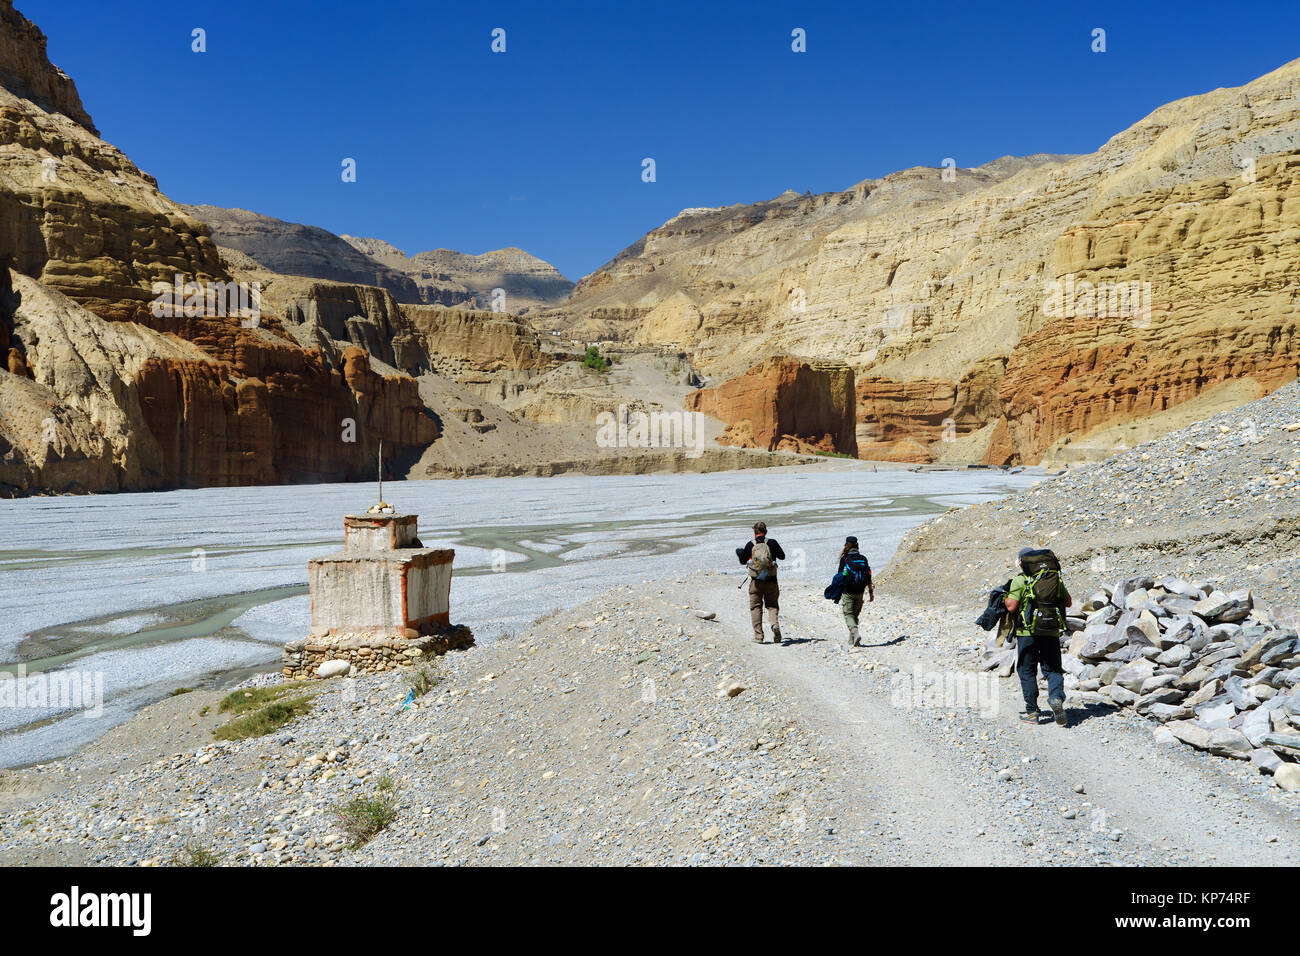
[737,521,785,644]
[835,536,873,647]
[1004,548,1073,725]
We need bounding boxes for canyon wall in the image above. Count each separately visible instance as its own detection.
[686,357,857,456]
[0,1,438,494]
[543,63,1300,464]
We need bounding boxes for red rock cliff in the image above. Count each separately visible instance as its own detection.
[687,356,857,456]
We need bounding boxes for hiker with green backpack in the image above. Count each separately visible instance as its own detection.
[737,521,785,644]
[1004,547,1073,725]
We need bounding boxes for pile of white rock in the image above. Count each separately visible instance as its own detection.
[982,575,1300,789]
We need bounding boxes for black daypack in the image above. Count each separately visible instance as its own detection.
[1019,549,1064,638]
[842,552,871,591]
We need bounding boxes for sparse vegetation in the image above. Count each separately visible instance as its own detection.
[170,838,224,867]
[169,687,193,696]
[813,449,855,459]
[332,782,398,849]
[217,682,311,716]
[212,683,317,741]
[408,663,442,698]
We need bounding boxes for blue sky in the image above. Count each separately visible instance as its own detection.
[20,0,1300,280]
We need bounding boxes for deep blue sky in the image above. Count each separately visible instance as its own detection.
[19,0,1300,280]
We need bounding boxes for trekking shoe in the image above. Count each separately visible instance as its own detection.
[1048,697,1067,726]
[1019,709,1041,723]
[770,624,782,644]
[849,626,860,647]
[752,635,764,644]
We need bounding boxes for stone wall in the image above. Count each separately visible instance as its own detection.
[281,626,473,680]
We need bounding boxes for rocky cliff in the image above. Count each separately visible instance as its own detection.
[544,61,1300,465]
[0,0,94,134]
[686,356,856,456]
[0,3,438,494]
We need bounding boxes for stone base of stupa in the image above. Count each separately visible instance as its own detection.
[282,623,474,679]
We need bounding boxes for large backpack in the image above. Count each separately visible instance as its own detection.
[1019,549,1064,638]
[842,551,871,591]
[748,541,776,581]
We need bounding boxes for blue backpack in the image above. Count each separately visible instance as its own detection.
[842,551,871,591]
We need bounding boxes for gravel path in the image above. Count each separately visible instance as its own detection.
[3,568,1294,866]
[694,575,1300,866]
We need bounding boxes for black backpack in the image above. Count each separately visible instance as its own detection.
[842,551,871,591]
[1019,549,1064,638]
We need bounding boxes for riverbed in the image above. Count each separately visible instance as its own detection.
[0,465,1044,767]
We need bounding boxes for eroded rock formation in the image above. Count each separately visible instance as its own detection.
[686,356,856,456]
[0,2,439,494]
[542,61,1300,464]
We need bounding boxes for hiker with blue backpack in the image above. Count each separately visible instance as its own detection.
[827,536,873,646]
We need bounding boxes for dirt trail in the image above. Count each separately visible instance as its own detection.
[695,575,1300,866]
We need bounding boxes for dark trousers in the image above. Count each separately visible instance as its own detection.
[1016,633,1065,710]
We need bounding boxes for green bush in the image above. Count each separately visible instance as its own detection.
[582,345,610,372]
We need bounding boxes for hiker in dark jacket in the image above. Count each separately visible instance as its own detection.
[737,521,785,644]
[835,536,873,647]
[1005,548,1073,725]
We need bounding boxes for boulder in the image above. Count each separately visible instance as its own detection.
[1207,728,1253,759]
[1082,592,1111,613]
[1275,764,1300,792]
[1156,643,1191,667]
[1260,732,1300,754]
[1251,748,1282,774]
[1094,662,1123,685]
[1223,676,1259,710]
[1167,721,1213,751]
[1108,685,1140,707]
[1139,674,1179,695]
[1185,679,1222,706]
[1196,700,1238,726]
[1136,687,1186,714]
[1146,703,1193,722]
[1113,576,1155,607]
[1125,611,1161,647]
[1242,704,1277,747]
[1193,594,1245,622]
[1114,660,1156,693]
[1261,638,1299,667]
[316,659,352,679]
[1080,625,1128,661]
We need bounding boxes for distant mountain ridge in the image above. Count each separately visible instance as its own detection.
[181,204,573,313]
[341,236,575,314]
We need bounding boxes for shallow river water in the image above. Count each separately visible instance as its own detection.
[0,465,1043,767]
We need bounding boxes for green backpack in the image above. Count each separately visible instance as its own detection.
[1019,550,1064,638]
